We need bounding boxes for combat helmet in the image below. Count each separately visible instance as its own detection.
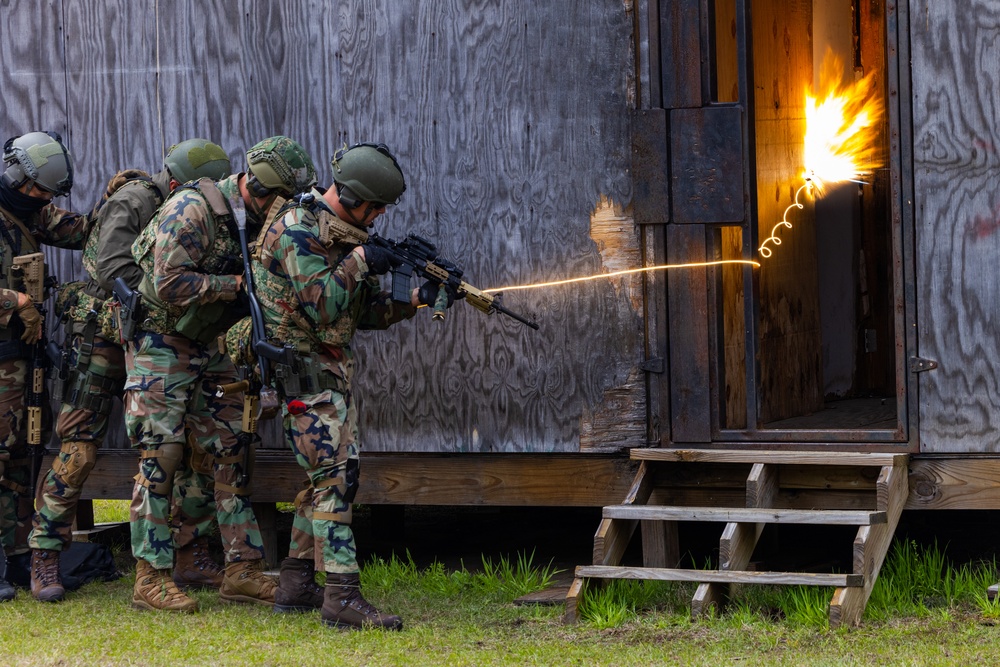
[163,139,231,184]
[245,136,317,197]
[331,142,406,208]
[1,131,73,196]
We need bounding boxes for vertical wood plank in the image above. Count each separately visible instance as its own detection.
[909,1,1000,452]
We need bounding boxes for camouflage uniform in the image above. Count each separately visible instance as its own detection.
[126,175,267,575]
[28,170,169,554]
[0,202,87,557]
[248,191,416,575]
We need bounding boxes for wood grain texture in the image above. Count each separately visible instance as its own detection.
[576,564,861,587]
[0,1,642,455]
[909,1,1000,453]
[753,0,824,423]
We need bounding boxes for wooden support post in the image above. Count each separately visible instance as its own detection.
[564,577,585,624]
[252,501,279,568]
[829,462,908,628]
[593,462,653,565]
[692,463,777,618]
[641,519,679,568]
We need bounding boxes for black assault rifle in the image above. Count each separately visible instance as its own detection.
[11,253,54,493]
[318,213,538,330]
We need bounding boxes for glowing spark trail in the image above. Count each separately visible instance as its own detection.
[757,50,883,259]
[483,259,759,293]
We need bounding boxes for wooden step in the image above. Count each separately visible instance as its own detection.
[603,505,887,525]
[631,448,906,467]
[576,565,862,587]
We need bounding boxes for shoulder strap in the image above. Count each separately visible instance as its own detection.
[180,177,237,240]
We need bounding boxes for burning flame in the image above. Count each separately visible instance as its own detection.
[760,50,884,258]
[803,50,884,192]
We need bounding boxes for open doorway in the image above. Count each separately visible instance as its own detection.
[713,0,901,439]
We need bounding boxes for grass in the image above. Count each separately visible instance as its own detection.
[2,504,992,665]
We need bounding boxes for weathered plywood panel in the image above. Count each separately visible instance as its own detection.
[0,1,643,455]
[910,1,1000,452]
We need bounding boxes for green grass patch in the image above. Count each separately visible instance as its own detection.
[6,540,1000,665]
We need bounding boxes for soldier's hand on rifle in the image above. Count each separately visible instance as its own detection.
[356,243,400,276]
[14,292,42,344]
[417,280,459,309]
[220,275,244,302]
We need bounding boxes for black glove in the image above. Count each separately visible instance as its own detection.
[360,243,398,276]
[418,280,459,309]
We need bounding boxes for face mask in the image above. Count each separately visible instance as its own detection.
[0,179,49,220]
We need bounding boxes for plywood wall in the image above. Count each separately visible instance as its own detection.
[0,0,644,453]
[910,1,1000,452]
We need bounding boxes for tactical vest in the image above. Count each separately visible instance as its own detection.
[252,203,380,354]
[0,207,42,293]
[132,177,247,344]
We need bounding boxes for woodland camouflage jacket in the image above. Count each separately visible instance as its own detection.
[132,175,245,334]
[249,192,416,373]
[0,202,87,329]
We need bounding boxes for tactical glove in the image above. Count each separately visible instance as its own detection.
[359,243,398,276]
[15,292,42,344]
[417,280,458,309]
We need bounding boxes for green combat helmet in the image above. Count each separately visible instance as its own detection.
[331,142,406,208]
[245,136,317,197]
[2,131,74,196]
[163,139,231,184]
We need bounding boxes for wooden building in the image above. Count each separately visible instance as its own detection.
[3,0,1000,625]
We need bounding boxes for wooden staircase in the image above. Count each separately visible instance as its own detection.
[564,449,909,628]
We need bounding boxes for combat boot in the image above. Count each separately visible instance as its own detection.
[321,573,403,630]
[0,576,14,602]
[273,557,323,613]
[173,537,223,590]
[132,559,198,612]
[30,549,65,602]
[219,559,277,606]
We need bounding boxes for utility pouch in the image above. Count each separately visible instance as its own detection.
[275,352,346,398]
[174,297,248,346]
[46,339,69,403]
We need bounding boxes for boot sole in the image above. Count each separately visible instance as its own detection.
[131,598,198,613]
[174,581,222,591]
[31,590,65,603]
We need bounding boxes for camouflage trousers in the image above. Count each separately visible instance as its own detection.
[285,382,360,575]
[28,333,125,551]
[0,358,33,555]
[125,332,265,570]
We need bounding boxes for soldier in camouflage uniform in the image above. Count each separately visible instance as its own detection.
[26,139,231,603]
[0,131,87,603]
[126,136,317,612]
[247,143,454,629]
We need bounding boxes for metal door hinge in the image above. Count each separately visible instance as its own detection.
[910,356,938,373]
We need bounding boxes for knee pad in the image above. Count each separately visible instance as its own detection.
[55,441,99,488]
[135,443,184,495]
[187,443,214,476]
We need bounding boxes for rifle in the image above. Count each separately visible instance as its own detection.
[319,213,538,330]
[224,197,288,464]
[11,253,53,492]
